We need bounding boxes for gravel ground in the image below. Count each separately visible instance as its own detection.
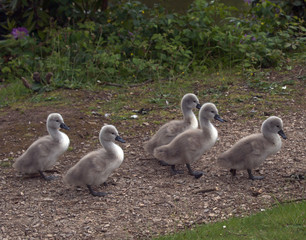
[0,68,305,239]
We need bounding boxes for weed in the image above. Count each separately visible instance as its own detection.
[0,161,11,168]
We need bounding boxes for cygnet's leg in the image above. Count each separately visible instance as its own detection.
[170,165,184,175]
[230,169,236,176]
[247,169,264,180]
[186,164,203,179]
[39,171,57,181]
[87,185,108,197]
[159,160,171,166]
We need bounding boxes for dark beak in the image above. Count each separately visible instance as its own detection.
[278,130,287,139]
[214,114,225,123]
[115,135,126,143]
[196,103,201,109]
[60,123,70,130]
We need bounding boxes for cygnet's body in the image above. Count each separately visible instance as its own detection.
[64,125,125,196]
[218,116,286,180]
[153,103,224,178]
[144,93,201,156]
[13,113,70,180]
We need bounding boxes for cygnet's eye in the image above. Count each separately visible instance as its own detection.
[211,111,214,113]
[56,120,59,122]
[276,125,280,128]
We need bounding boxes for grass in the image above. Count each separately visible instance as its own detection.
[156,201,306,240]
[0,81,31,108]
[1,60,304,123]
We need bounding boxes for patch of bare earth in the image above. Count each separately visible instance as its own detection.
[0,67,305,239]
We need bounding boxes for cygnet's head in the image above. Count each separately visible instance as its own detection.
[261,116,287,139]
[99,125,125,143]
[181,93,201,110]
[199,103,224,122]
[47,113,69,131]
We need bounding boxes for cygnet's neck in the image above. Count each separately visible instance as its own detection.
[200,118,218,139]
[199,118,211,129]
[100,140,118,152]
[263,130,281,144]
[101,139,124,161]
[182,106,198,128]
[48,128,63,142]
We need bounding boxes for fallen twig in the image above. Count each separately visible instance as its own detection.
[272,198,306,206]
[104,79,154,88]
[138,157,155,161]
[225,230,247,237]
[188,216,206,227]
[155,201,175,208]
[193,187,217,194]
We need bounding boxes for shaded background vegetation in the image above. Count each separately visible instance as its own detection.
[0,0,305,91]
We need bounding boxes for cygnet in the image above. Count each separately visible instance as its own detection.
[144,93,201,159]
[64,125,125,197]
[13,113,70,180]
[218,116,287,180]
[153,103,224,178]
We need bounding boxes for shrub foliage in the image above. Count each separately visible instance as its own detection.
[0,0,305,88]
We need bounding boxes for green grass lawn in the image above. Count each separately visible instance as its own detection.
[156,201,305,240]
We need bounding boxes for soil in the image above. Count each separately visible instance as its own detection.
[0,66,305,239]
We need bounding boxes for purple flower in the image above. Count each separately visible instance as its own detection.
[244,0,252,5]
[11,27,29,39]
[251,36,256,41]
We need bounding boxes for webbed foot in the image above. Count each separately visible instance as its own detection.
[193,171,204,179]
[247,169,264,180]
[171,165,184,175]
[186,164,203,179]
[87,185,108,197]
[39,171,58,181]
[230,169,236,176]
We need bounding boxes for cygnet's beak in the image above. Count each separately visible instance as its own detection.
[214,114,225,123]
[196,103,201,109]
[278,130,287,139]
[115,135,126,143]
[60,123,70,130]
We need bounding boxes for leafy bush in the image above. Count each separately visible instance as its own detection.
[0,0,110,39]
[0,0,305,89]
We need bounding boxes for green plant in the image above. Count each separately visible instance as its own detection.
[0,0,305,91]
[156,201,306,240]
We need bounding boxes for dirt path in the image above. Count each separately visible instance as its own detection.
[0,70,305,239]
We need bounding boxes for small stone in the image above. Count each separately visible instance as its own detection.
[153,218,161,222]
[43,197,53,201]
[261,194,271,199]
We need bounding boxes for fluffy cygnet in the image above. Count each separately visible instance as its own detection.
[64,125,125,197]
[144,93,201,158]
[218,116,287,180]
[13,113,70,180]
[153,103,224,178]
